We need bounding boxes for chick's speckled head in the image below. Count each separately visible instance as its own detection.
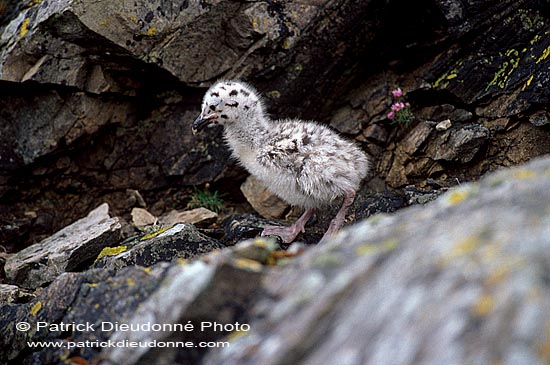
[193,80,263,134]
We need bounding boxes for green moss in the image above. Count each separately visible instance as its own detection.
[187,186,225,213]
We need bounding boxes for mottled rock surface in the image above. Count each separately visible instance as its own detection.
[0,238,274,365]
[4,203,121,289]
[1,156,550,365]
[202,156,550,365]
[94,223,224,271]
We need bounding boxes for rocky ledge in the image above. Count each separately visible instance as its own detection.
[0,156,549,365]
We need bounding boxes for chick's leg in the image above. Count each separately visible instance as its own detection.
[261,208,314,243]
[321,190,356,243]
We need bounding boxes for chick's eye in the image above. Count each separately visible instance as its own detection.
[209,105,216,111]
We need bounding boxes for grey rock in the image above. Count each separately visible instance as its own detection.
[0,272,85,364]
[403,185,445,205]
[203,155,550,365]
[232,237,280,264]
[0,264,169,364]
[4,203,122,289]
[361,123,388,144]
[101,241,265,365]
[416,104,473,124]
[432,124,490,163]
[329,106,364,135]
[353,193,405,227]
[401,121,434,155]
[529,111,550,127]
[94,223,224,271]
[0,0,319,85]
[0,89,135,168]
[0,284,34,304]
[222,214,280,246]
[0,236,272,364]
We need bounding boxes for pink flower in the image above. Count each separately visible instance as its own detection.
[391,88,403,98]
[387,111,395,119]
[391,102,405,111]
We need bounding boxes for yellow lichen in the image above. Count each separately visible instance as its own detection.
[267,90,281,99]
[536,45,550,64]
[282,38,292,49]
[479,243,499,262]
[530,34,542,45]
[447,189,470,205]
[432,67,460,88]
[140,267,153,274]
[232,258,263,272]
[253,238,268,248]
[86,283,98,287]
[126,278,136,286]
[177,258,188,265]
[487,62,509,89]
[233,257,263,270]
[30,301,42,316]
[472,294,494,316]
[432,72,449,89]
[486,267,510,286]
[523,74,534,90]
[485,259,525,286]
[487,49,521,90]
[514,169,536,179]
[146,26,157,36]
[20,18,30,38]
[95,245,127,262]
[226,329,249,341]
[356,238,398,256]
[450,235,478,257]
[140,226,171,240]
[94,303,100,309]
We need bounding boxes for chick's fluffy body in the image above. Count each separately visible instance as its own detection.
[198,80,370,209]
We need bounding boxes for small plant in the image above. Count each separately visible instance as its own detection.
[387,87,414,126]
[187,183,225,213]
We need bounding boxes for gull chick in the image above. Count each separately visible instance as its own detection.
[193,80,369,243]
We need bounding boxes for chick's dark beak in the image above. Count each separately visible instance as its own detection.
[192,114,216,135]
